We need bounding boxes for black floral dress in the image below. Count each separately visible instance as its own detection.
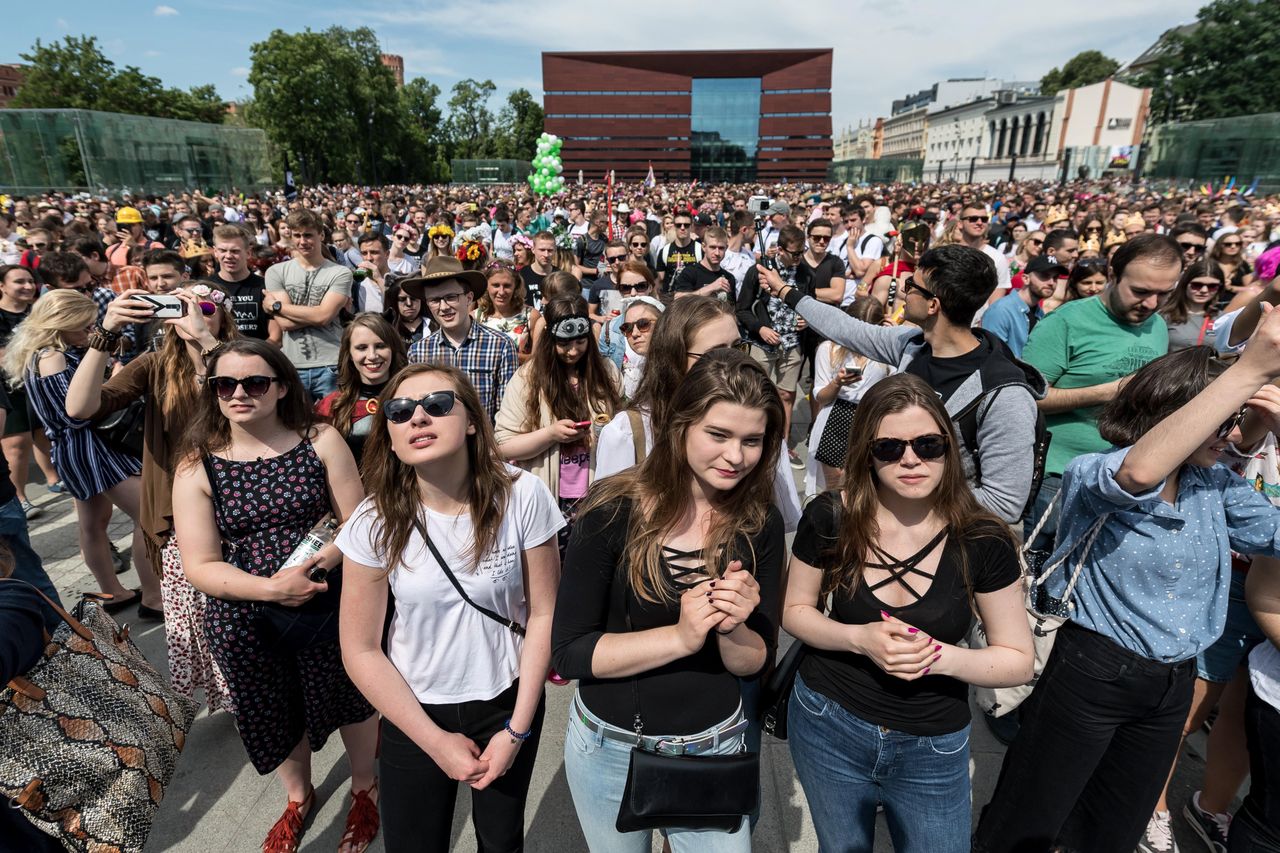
[203,439,374,774]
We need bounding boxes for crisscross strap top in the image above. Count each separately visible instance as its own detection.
[865,529,949,602]
[661,544,711,590]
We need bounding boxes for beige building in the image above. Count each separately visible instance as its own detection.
[881,107,927,160]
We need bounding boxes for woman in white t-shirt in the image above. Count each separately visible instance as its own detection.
[337,363,564,853]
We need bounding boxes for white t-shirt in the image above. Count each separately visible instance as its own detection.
[335,469,565,704]
[1249,641,1280,714]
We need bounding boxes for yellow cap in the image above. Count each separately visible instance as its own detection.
[115,206,143,224]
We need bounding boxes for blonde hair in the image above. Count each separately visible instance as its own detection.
[4,290,96,386]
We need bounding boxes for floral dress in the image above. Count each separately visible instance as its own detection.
[203,439,373,774]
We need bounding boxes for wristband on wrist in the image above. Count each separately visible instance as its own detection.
[504,719,532,744]
[87,326,123,354]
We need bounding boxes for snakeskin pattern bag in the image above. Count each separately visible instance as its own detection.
[0,581,199,852]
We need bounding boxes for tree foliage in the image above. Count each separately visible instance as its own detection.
[1040,50,1120,95]
[496,89,546,160]
[1139,0,1280,123]
[12,35,226,123]
[446,79,498,160]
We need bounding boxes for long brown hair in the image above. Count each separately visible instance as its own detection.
[1160,259,1225,326]
[581,349,783,603]
[523,294,620,430]
[328,313,408,438]
[627,295,734,434]
[360,363,516,570]
[826,373,1011,599]
[155,288,240,422]
[476,262,526,317]
[178,338,315,462]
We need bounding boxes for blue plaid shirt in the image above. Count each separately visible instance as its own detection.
[408,320,517,421]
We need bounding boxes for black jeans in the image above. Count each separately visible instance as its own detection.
[973,622,1195,853]
[379,681,546,853]
[1229,685,1280,853]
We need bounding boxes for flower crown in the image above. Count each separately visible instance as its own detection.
[188,283,226,304]
[456,240,487,263]
[428,224,454,239]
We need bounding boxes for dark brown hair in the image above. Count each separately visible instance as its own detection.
[328,314,408,440]
[1160,259,1226,326]
[361,363,516,570]
[523,294,620,430]
[1097,346,1229,447]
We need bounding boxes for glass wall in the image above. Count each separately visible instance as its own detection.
[690,78,761,183]
[0,109,271,195]
[829,158,923,184]
[450,159,534,184]
[1144,113,1280,192]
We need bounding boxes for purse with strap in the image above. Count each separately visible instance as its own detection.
[0,579,199,852]
[759,638,806,741]
[971,494,1108,717]
[412,516,525,637]
[93,396,147,459]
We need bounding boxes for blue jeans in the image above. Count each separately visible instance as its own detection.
[789,673,972,853]
[295,365,338,402]
[1023,472,1062,551]
[563,692,751,853]
[0,496,60,630]
[1197,568,1264,682]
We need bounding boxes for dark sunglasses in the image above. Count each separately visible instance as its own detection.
[674,222,692,229]
[606,255,627,264]
[209,375,279,399]
[630,241,647,247]
[809,234,831,243]
[1188,279,1221,291]
[963,216,990,224]
[621,317,655,335]
[1217,405,1248,439]
[1029,238,1044,245]
[1178,242,1206,254]
[688,340,750,358]
[617,282,649,295]
[1219,241,1242,248]
[870,433,948,463]
[383,390,458,424]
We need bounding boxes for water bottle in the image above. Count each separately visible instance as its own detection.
[281,516,339,582]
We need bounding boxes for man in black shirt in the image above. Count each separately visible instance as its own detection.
[672,226,733,300]
[519,231,556,310]
[588,242,629,326]
[574,213,609,282]
[657,211,702,292]
[209,224,276,342]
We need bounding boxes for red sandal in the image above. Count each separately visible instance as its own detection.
[338,780,380,853]
[262,785,314,853]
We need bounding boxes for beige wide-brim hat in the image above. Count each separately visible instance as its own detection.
[399,256,487,300]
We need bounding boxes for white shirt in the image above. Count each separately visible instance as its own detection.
[972,244,1013,326]
[1250,641,1280,714]
[721,247,755,297]
[335,469,564,704]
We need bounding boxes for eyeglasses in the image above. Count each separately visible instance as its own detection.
[904,279,936,300]
[197,301,219,316]
[606,255,627,264]
[870,434,948,463]
[433,234,451,241]
[617,282,649,295]
[808,234,831,243]
[1188,279,1222,292]
[383,391,458,424]
[29,243,49,250]
[1178,242,1206,254]
[963,216,990,224]
[1217,405,1248,439]
[621,317,655,335]
[209,375,279,400]
[425,292,465,308]
[397,295,417,304]
[688,341,751,358]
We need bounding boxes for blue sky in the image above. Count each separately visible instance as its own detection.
[9,1,1205,129]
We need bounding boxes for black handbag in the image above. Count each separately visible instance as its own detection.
[94,397,146,459]
[613,592,758,833]
[759,639,806,741]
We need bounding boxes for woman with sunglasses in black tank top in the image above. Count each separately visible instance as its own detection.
[782,373,1034,853]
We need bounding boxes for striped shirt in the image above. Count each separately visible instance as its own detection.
[408,320,516,421]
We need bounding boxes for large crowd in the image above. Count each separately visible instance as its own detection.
[2,176,1280,853]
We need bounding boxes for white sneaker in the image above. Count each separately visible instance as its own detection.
[1136,810,1179,853]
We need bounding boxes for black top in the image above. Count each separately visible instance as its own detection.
[0,306,29,349]
[552,497,785,735]
[671,262,731,294]
[904,333,991,402]
[519,266,546,310]
[0,383,16,507]
[800,253,845,298]
[793,492,1020,735]
[208,272,269,340]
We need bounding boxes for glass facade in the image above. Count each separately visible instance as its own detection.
[0,109,272,195]
[1144,112,1280,192]
[450,159,533,184]
[690,78,760,183]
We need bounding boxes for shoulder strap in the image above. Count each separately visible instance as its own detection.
[627,409,647,462]
[954,386,1005,480]
[411,515,526,637]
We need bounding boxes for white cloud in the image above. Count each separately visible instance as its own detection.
[153,5,179,16]
[230,66,249,78]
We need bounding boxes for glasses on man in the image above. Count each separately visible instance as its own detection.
[29,243,49,250]
[383,391,457,424]
[904,279,936,300]
[425,291,465,308]
[209,375,280,400]
[674,222,692,230]
[963,216,990,224]
[1178,241,1207,255]
[606,255,627,265]
[779,244,805,256]
[809,234,831,244]
[870,434,948,463]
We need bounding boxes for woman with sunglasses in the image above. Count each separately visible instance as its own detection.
[338,363,563,853]
[426,224,454,262]
[65,284,240,709]
[474,262,541,363]
[172,338,379,853]
[975,335,1280,853]
[614,296,665,399]
[382,281,427,347]
[1161,261,1227,353]
[1210,230,1255,308]
[316,314,408,468]
[552,348,786,852]
[1009,229,1045,285]
[6,290,164,619]
[496,295,621,559]
[598,262,659,371]
[624,225,655,271]
[785,373,1032,852]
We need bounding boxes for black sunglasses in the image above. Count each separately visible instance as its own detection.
[606,255,627,264]
[383,390,457,424]
[209,375,279,399]
[1217,405,1248,439]
[871,433,948,463]
[904,279,936,300]
[674,222,692,229]
[964,216,990,224]
[617,282,649,295]
[630,241,648,247]
[1178,242,1206,254]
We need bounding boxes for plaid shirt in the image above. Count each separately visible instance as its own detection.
[408,320,516,421]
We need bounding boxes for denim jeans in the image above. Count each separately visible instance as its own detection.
[563,692,750,853]
[788,673,972,853]
[973,623,1196,853]
[1023,471,1062,551]
[295,365,338,403]
[1228,685,1280,853]
[0,496,60,630]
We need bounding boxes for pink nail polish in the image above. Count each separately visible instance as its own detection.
[923,667,931,675]
[933,654,941,662]
[907,627,918,634]
[880,610,890,618]
[934,644,942,651]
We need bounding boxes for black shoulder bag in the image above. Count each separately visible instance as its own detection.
[759,638,806,741]
[411,516,525,637]
[614,584,758,833]
[94,397,147,459]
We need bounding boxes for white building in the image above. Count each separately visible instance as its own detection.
[881,107,928,160]
[923,97,996,181]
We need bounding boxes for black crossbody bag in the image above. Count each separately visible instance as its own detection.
[411,517,525,637]
[614,583,757,833]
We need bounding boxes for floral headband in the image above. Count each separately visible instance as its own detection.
[428,224,454,239]
[188,283,226,305]
[457,240,487,263]
[510,234,534,249]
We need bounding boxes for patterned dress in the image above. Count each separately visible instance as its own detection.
[203,439,374,774]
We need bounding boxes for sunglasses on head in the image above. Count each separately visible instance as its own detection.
[870,433,948,463]
[209,375,279,400]
[621,317,654,335]
[383,390,457,424]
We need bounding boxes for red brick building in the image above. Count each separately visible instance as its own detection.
[0,64,25,108]
[542,49,832,182]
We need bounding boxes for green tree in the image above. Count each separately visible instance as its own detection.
[1140,0,1280,123]
[495,88,545,160]
[401,77,449,182]
[1040,50,1120,95]
[445,78,497,160]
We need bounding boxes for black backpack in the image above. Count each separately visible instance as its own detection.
[954,386,1052,521]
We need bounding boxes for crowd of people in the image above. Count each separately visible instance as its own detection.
[2,175,1280,853]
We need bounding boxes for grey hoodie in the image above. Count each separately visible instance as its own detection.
[790,294,1048,522]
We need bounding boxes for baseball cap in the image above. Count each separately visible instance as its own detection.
[1025,255,1069,277]
[765,201,791,217]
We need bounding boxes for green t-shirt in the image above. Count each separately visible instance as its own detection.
[1024,296,1168,476]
